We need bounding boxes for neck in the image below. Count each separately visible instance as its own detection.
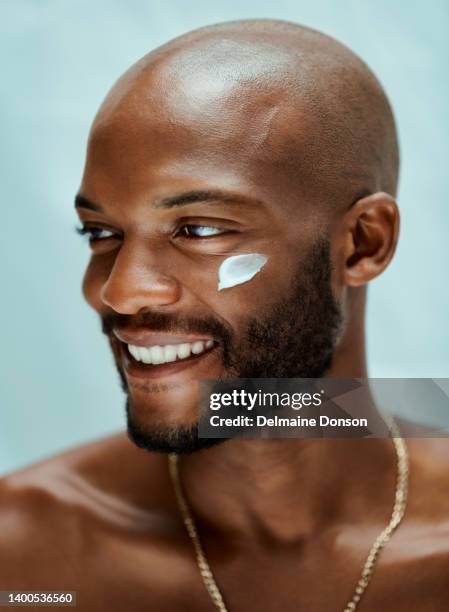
[180,436,396,545]
[179,300,394,545]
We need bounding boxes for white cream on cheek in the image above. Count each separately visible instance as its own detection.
[217,253,268,291]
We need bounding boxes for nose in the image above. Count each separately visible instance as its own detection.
[100,241,182,314]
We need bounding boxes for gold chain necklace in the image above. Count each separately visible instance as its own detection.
[168,419,408,612]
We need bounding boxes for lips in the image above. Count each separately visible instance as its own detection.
[113,328,218,379]
[113,328,214,348]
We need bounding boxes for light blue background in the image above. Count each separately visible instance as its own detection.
[1,1,448,475]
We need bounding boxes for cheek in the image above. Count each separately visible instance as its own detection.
[217,254,268,291]
[181,249,271,296]
[202,255,276,328]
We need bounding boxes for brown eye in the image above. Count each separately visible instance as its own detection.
[179,225,227,238]
[76,225,117,242]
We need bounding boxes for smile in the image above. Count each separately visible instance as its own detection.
[113,328,219,379]
[127,340,214,365]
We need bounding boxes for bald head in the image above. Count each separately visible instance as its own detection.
[90,19,399,212]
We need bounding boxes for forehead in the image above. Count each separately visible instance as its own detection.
[81,40,317,214]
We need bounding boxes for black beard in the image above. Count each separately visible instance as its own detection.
[102,238,342,454]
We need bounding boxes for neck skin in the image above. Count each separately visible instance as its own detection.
[179,288,397,545]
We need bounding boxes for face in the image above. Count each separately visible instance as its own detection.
[76,54,344,453]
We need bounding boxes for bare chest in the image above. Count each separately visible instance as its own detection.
[49,531,449,612]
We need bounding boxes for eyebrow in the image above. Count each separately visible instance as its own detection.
[74,190,264,212]
[153,190,264,209]
[74,194,103,212]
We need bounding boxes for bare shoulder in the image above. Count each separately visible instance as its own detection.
[406,436,449,515]
[406,434,449,482]
[0,433,175,589]
[369,435,449,608]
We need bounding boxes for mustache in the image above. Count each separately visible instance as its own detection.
[101,311,234,346]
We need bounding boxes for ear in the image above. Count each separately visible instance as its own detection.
[342,192,400,287]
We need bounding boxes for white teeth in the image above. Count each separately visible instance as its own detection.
[128,345,141,361]
[191,341,205,355]
[163,345,177,363]
[149,346,164,365]
[127,339,214,366]
[177,343,192,359]
[139,347,152,364]
[137,346,146,363]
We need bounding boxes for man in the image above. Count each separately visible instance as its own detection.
[1,19,448,611]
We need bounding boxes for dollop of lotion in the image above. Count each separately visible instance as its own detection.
[218,254,268,291]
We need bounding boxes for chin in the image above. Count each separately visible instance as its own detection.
[125,395,226,454]
[125,377,200,430]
